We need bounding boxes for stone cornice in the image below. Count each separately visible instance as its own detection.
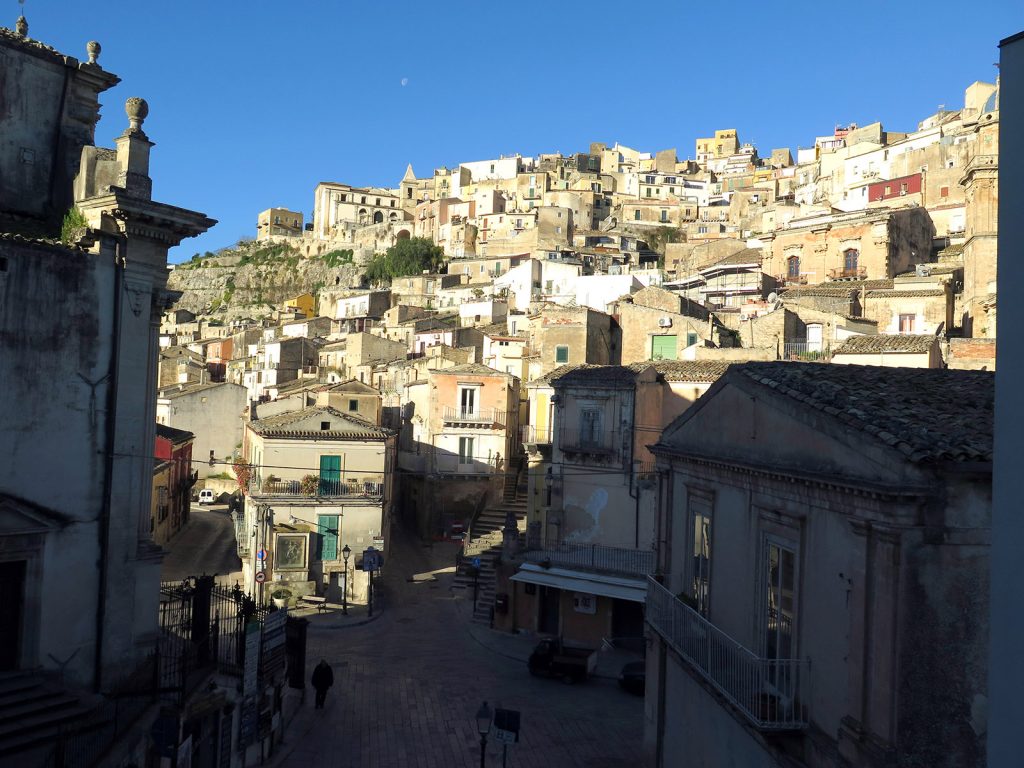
[652,444,934,501]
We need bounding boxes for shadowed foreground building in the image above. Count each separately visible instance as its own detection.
[0,16,258,767]
[645,363,992,768]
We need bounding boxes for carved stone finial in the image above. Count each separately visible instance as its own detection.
[124,97,149,135]
[15,15,27,37]
[86,40,101,65]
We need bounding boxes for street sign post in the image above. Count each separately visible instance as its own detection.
[254,571,266,584]
[256,548,268,561]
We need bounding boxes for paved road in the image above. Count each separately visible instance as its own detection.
[275,525,644,768]
[161,505,242,584]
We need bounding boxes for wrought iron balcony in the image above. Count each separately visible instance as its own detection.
[646,578,810,730]
[442,406,507,428]
[519,536,655,577]
[558,428,619,456]
[781,342,831,362]
[249,474,385,499]
[521,424,553,446]
[827,266,866,280]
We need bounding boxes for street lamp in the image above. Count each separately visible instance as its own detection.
[341,544,351,615]
[475,701,492,768]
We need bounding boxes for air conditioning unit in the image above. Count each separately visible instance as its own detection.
[658,317,673,328]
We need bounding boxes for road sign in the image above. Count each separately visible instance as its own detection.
[256,548,268,561]
[255,571,266,584]
[493,708,520,744]
[362,546,383,572]
[472,557,481,569]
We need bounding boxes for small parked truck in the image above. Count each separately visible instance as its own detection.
[528,638,597,682]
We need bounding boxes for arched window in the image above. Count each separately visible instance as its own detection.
[787,255,800,279]
[373,211,384,224]
[843,248,859,276]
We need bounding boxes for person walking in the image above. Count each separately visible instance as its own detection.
[311,659,334,709]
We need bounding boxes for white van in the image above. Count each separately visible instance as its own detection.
[198,489,216,505]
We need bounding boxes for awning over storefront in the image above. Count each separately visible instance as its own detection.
[510,563,648,603]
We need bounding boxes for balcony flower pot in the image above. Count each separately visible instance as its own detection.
[299,474,319,497]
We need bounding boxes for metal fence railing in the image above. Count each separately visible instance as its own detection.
[519,537,655,577]
[250,475,384,499]
[521,424,553,445]
[646,578,810,730]
[781,342,831,362]
[443,406,507,426]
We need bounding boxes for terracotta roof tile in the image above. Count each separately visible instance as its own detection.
[735,362,992,463]
[833,334,938,355]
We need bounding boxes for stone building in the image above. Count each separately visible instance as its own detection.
[646,363,992,768]
[256,207,303,240]
[0,16,213,764]
[761,207,935,284]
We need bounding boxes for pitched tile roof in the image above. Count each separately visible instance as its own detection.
[865,289,946,298]
[156,423,195,444]
[782,279,894,298]
[250,406,392,439]
[735,362,992,463]
[434,362,510,377]
[833,334,939,355]
[550,364,651,388]
[649,360,732,382]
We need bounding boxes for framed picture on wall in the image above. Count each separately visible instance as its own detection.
[275,534,307,570]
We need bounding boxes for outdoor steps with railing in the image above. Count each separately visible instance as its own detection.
[0,671,98,759]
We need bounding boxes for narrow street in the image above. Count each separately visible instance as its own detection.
[274,524,645,768]
[161,505,243,584]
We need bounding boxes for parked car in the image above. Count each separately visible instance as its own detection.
[527,638,596,682]
[197,489,216,505]
[618,660,646,696]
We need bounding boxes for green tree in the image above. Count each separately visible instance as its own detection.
[364,237,444,284]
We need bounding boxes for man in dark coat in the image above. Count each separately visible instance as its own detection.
[311,659,334,709]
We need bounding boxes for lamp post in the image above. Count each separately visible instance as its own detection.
[475,700,492,768]
[341,544,351,615]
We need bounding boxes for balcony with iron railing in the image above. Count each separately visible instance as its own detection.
[558,428,620,457]
[781,342,831,362]
[646,578,810,730]
[521,424,553,446]
[827,266,866,280]
[249,473,385,499]
[518,534,655,577]
[443,406,508,428]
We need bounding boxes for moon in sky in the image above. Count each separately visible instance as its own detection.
[400,77,409,87]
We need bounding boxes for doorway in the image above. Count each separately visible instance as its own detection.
[538,586,560,635]
[0,560,26,671]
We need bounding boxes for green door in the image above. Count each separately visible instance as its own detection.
[318,515,339,561]
[651,335,677,360]
[319,454,341,495]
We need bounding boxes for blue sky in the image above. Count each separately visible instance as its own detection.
[20,0,1023,262]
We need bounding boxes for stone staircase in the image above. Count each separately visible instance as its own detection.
[453,461,529,625]
[0,670,100,763]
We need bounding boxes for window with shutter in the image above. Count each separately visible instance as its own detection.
[318,514,339,561]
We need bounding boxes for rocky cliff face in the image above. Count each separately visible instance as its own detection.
[167,240,364,319]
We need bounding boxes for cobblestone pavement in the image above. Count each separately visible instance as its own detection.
[271,526,644,768]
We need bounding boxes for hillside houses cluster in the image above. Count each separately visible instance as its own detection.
[155,77,1004,768]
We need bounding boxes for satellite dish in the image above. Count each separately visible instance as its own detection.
[767,292,779,303]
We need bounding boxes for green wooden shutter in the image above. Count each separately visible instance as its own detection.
[318,514,339,561]
[651,335,677,360]
[319,454,341,495]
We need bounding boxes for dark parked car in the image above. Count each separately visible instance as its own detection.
[618,660,646,696]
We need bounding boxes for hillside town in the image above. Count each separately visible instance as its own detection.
[1,10,1023,768]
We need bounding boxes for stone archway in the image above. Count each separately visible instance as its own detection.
[373,211,384,224]
[396,229,411,241]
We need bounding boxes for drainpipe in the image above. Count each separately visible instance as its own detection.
[95,234,126,692]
